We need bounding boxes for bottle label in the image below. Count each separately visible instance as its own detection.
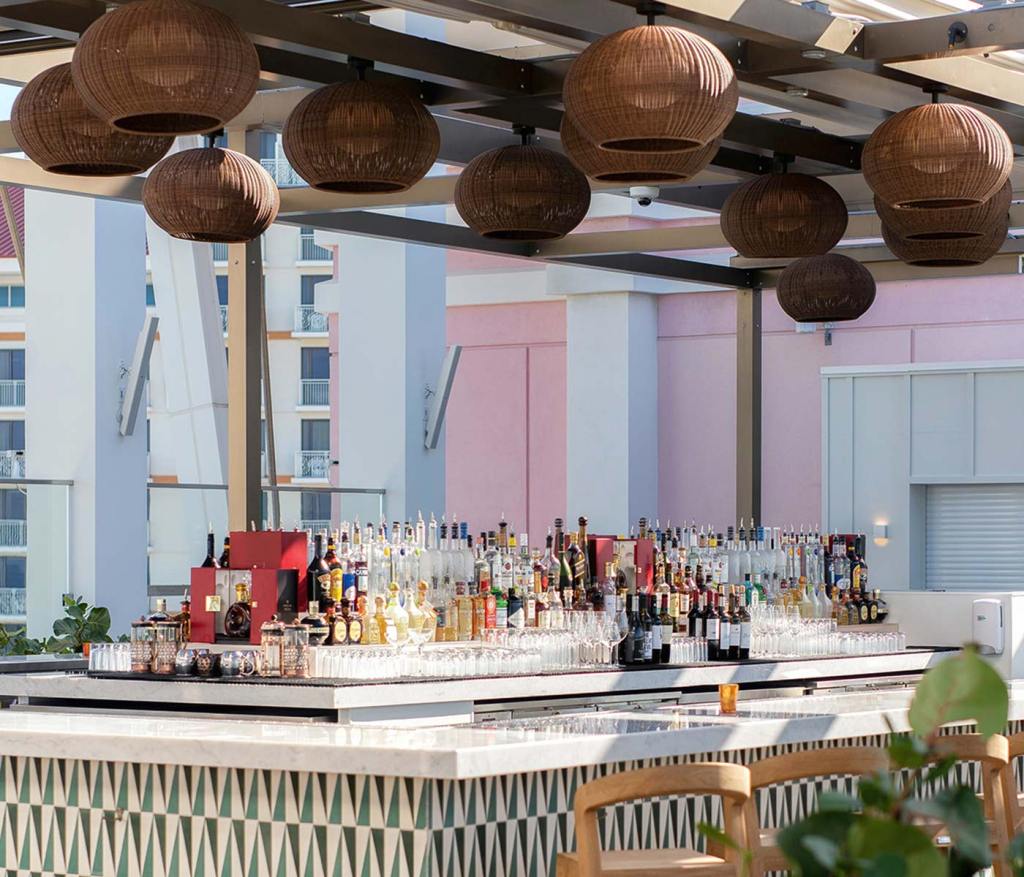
[870,604,878,621]
[719,620,731,649]
[642,631,653,660]
[484,595,497,628]
[495,605,508,629]
[730,620,740,648]
[740,621,751,649]
[706,618,719,641]
[651,624,662,652]
[333,621,348,645]
[508,606,524,629]
[348,620,362,644]
[662,623,674,649]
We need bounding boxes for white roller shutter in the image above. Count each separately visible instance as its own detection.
[925,484,1024,590]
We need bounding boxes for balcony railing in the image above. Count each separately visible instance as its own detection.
[0,380,25,408]
[0,519,26,548]
[295,450,330,480]
[299,233,331,262]
[294,304,328,334]
[299,379,330,407]
[300,519,331,535]
[260,158,306,188]
[0,587,25,617]
[219,304,228,334]
[212,242,228,262]
[0,451,25,478]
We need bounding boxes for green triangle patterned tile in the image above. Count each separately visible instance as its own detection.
[356,779,370,827]
[142,765,154,813]
[259,820,275,877]
[167,768,181,816]
[300,775,315,824]
[415,784,430,832]
[65,814,79,875]
[245,774,260,822]
[230,818,246,869]
[311,824,328,877]
[41,762,55,807]
[485,781,497,824]
[385,782,400,829]
[273,774,289,823]
[220,773,235,820]
[341,825,356,877]
[328,777,342,826]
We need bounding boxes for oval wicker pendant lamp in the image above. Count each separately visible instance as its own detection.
[882,218,1006,267]
[874,180,1011,242]
[862,87,1012,210]
[143,137,279,243]
[560,112,719,183]
[776,253,876,323]
[12,63,173,176]
[720,166,848,258]
[454,125,591,240]
[71,0,260,135]
[562,6,737,153]
[282,59,440,193]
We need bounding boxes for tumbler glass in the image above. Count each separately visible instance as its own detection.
[719,683,739,715]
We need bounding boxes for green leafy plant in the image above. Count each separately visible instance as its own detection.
[777,646,1009,877]
[0,623,44,656]
[43,594,112,654]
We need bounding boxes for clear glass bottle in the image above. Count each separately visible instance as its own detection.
[224,581,252,639]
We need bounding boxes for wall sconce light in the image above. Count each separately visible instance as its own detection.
[873,521,889,547]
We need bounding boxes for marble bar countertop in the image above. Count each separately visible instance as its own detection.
[0,649,949,713]
[0,669,1012,781]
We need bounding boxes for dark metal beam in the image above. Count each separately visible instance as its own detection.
[555,254,760,289]
[860,7,1024,62]
[0,0,102,40]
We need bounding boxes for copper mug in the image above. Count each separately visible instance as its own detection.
[220,650,257,678]
[174,648,206,676]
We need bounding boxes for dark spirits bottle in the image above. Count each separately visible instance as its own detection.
[648,593,662,665]
[307,533,332,607]
[224,582,252,639]
[631,595,645,665]
[620,593,635,666]
[704,592,720,661]
[300,600,329,646]
[737,589,751,659]
[201,531,219,568]
[218,537,231,569]
[659,594,673,664]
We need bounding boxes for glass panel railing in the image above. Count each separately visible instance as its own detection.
[0,380,25,407]
[299,379,329,407]
[17,480,71,636]
[299,234,331,262]
[294,304,328,334]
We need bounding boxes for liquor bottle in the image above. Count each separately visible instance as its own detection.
[175,596,191,643]
[332,598,350,645]
[620,593,636,666]
[406,586,426,637]
[716,589,731,661]
[556,518,572,594]
[648,592,662,665]
[548,580,564,629]
[640,595,654,664]
[601,562,618,622]
[659,594,673,664]
[565,531,583,594]
[223,581,252,639]
[507,583,524,629]
[325,535,344,604]
[703,591,719,661]
[218,536,231,569]
[874,589,889,624]
[307,534,332,606]
[495,586,509,629]
[201,529,219,568]
[576,516,592,588]
[688,589,702,638]
[728,586,741,660]
[147,598,170,622]
[385,583,409,644]
[864,588,879,625]
[300,600,329,646]
[737,588,752,660]
[416,582,437,641]
[366,596,387,645]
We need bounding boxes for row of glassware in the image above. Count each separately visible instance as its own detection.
[748,605,907,658]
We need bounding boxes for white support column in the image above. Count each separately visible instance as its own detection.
[25,191,148,636]
[566,292,659,534]
[146,219,229,581]
[315,213,446,521]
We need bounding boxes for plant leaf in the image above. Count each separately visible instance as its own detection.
[908,646,1008,738]
[889,735,930,770]
[848,818,948,877]
[818,791,861,813]
[777,811,852,877]
[906,785,990,869]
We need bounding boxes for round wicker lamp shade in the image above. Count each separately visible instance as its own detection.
[720,173,848,258]
[454,143,590,240]
[862,103,1012,209]
[143,147,279,243]
[882,218,1006,267]
[776,254,876,323]
[560,113,719,183]
[282,80,440,193]
[71,0,260,135]
[12,63,172,176]
[562,24,737,153]
[873,180,1011,241]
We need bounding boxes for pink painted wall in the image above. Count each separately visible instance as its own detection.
[445,273,1024,539]
[446,301,566,543]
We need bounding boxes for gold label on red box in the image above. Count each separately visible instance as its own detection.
[205,595,222,612]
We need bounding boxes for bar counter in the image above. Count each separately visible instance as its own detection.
[0,647,973,877]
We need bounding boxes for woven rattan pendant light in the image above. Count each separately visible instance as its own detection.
[143,144,279,243]
[720,170,848,258]
[776,254,876,323]
[283,61,440,193]
[71,0,259,135]
[560,113,719,183]
[862,89,1012,210]
[562,12,737,153]
[12,63,172,176]
[454,126,590,240]
[882,218,1006,267]
[873,180,1011,241]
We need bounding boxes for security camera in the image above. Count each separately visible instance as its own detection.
[629,185,659,207]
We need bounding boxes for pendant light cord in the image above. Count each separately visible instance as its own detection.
[513,123,535,146]
[350,57,373,81]
[205,129,223,149]
[637,1,665,25]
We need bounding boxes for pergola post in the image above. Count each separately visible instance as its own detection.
[736,286,762,525]
[226,129,264,532]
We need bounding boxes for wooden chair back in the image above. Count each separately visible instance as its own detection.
[745,746,891,877]
[1005,731,1024,835]
[572,763,752,877]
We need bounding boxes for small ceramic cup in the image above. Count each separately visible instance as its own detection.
[220,650,256,678]
[194,651,221,678]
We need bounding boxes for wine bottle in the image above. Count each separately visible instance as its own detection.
[218,536,230,569]
[620,593,635,666]
[659,594,673,664]
[307,533,331,606]
[201,529,219,568]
